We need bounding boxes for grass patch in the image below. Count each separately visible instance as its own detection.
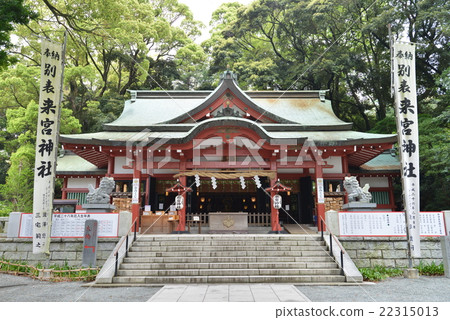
[359,265,404,281]
[416,261,444,276]
[360,262,445,281]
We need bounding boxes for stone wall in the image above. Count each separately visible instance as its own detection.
[339,237,443,268]
[324,194,344,212]
[0,238,119,267]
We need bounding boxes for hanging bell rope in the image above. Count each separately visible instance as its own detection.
[174,170,276,180]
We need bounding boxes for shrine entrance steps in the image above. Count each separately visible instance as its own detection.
[111,234,348,285]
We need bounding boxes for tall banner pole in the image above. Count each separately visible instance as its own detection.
[32,33,66,254]
[393,41,421,264]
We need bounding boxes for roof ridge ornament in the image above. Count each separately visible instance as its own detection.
[220,69,238,81]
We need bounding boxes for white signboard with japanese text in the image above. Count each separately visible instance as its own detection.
[393,42,421,256]
[339,211,445,237]
[132,178,140,204]
[19,213,119,238]
[32,38,65,254]
[317,178,325,204]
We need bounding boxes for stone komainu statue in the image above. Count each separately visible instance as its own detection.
[86,177,115,204]
[343,176,372,203]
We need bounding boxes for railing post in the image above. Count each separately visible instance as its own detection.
[125,235,129,258]
[329,234,333,255]
[134,221,137,241]
[114,252,118,277]
[321,220,324,240]
[340,250,344,274]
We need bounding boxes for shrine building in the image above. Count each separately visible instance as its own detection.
[56,71,399,233]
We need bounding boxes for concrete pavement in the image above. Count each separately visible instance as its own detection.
[148,284,311,302]
[1,273,450,302]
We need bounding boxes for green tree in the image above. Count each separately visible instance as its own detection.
[0,100,81,215]
[0,0,37,68]
[205,0,449,130]
[13,0,206,131]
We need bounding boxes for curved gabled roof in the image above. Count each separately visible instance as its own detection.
[103,71,352,131]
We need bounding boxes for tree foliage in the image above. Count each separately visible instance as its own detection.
[0,100,81,214]
[205,0,449,131]
[0,0,37,68]
[0,0,448,212]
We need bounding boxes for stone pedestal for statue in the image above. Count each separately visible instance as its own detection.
[82,203,116,213]
[83,177,116,213]
[342,202,377,211]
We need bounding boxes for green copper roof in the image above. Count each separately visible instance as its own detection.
[56,152,107,174]
[358,151,401,171]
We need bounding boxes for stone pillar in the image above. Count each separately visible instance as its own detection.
[325,210,340,235]
[441,236,450,278]
[444,211,450,236]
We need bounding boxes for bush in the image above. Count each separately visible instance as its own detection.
[416,261,444,276]
[359,265,403,281]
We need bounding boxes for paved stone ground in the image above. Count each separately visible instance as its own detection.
[148,284,310,302]
[297,276,450,302]
[0,273,161,302]
[1,273,450,302]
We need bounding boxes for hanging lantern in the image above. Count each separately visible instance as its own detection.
[273,194,282,209]
[175,195,184,210]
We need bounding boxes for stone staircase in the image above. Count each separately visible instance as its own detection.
[112,234,346,284]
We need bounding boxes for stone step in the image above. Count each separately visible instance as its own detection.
[122,255,335,264]
[119,261,339,270]
[110,234,348,285]
[116,268,342,277]
[129,245,326,252]
[135,235,322,241]
[132,240,325,247]
[125,250,330,257]
[112,275,346,284]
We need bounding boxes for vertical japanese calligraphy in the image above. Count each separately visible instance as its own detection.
[393,42,420,258]
[32,38,65,254]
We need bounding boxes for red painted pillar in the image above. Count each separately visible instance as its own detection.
[106,156,114,177]
[270,159,282,232]
[315,164,325,231]
[145,176,150,206]
[388,176,395,210]
[131,167,141,232]
[176,158,187,232]
[62,178,68,199]
[176,175,187,232]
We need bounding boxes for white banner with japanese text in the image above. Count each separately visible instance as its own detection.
[32,39,65,254]
[317,178,325,204]
[393,42,420,257]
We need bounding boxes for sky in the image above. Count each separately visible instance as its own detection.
[178,0,254,42]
